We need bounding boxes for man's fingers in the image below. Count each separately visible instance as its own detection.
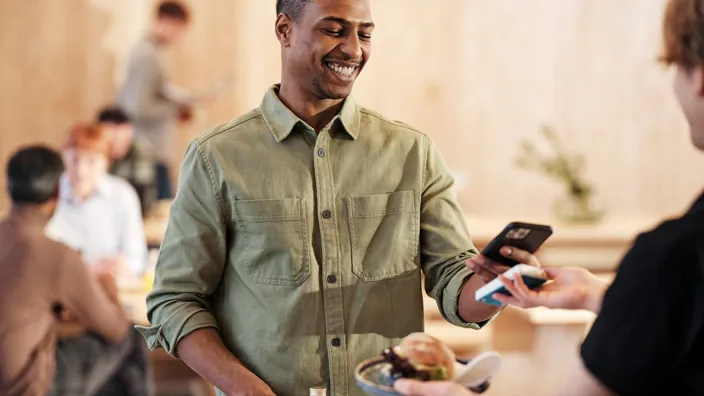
[466,257,499,281]
[500,246,541,267]
[513,272,535,298]
[492,293,520,306]
[498,275,521,296]
[497,275,539,308]
[543,267,565,278]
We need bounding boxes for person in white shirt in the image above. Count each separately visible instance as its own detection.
[47,122,148,278]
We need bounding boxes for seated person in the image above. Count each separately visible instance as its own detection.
[394,0,704,395]
[97,106,156,217]
[0,145,140,396]
[46,122,148,278]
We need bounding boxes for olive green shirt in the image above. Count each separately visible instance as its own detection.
[138,85,487,396]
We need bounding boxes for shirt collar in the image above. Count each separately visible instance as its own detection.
[60,174,111,205]
[259,84,360,142]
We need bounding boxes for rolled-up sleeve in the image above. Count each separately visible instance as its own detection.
[419,135,489,329]
[136,142,227,357]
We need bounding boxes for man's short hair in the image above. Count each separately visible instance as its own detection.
[65,123,110,157]
[661,0,704,68]
[157,1,190,22]
[7,145,64,205]
[276,0,312,21]
[97,106,130,125]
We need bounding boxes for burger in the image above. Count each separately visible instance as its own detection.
[379,332,457,382]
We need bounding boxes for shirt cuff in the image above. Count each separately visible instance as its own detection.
[135,308,219,358]
[439,267,497,330]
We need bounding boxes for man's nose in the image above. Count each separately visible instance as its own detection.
[340,33,363,61]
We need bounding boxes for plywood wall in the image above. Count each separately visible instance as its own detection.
[1,0,702,219]
[0,0,117,209]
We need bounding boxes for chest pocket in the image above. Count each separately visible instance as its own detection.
[234,198,310,286]
[347,190,419,281]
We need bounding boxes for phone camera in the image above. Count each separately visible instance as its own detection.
[507,228,531,240]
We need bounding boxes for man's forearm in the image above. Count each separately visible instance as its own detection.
[457,275,502,323]
[176,328,255,394]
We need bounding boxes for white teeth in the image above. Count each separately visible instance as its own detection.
[326,61,356,77]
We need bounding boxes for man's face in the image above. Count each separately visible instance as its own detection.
[158,18,188,45]
[281,0,374,100]
[673,65,704,151]
[103,122,134,159]
[62,148,108,198]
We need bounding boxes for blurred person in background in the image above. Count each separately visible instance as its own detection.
[395,0,704,395]
[97,106,157,217]
[0,145,133,396]
[46,123,147,278]
[117,1,193,201]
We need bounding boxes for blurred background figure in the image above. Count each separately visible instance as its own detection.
[117,1,192,202]
[98,106,156,217]
[46,123,147,279]
[0,145,137,396]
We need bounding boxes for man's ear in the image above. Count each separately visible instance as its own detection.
[275,13,293,47]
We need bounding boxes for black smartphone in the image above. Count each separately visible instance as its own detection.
[480,222,553,266]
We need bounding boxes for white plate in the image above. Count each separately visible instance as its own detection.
[452,351,503,388]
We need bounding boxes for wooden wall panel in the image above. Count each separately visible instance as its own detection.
[0,0,116,209]
[1,0,702,221]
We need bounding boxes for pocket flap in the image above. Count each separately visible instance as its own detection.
[234,197,303,221]
[348,190,416,218]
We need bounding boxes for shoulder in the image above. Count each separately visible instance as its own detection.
[131,138,154,157]
[32,230,83,266]
[624,207,704,274]
[193,108,265,149]
[131,38,159,60]
[358,106,429,141]
[103,175,140,205]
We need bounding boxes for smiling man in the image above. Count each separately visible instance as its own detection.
[138,1,502,395]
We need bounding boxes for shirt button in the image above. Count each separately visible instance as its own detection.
[322,210,332,219]
[331,337,341,347]
[317,148,325,157]
[327,274,337,284]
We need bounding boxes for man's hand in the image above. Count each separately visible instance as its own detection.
[177,329,275,396]
[393,379,473,396]
[494,265,609,313]
[465,246,541,283]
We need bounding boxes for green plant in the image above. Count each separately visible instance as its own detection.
[515,125,592,198]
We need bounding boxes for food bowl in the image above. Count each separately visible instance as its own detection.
[354,351,502,396]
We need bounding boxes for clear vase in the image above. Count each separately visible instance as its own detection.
[553,192,606,224]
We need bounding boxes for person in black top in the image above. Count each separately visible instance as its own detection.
[97,106,156,216]
[393,0,704,395]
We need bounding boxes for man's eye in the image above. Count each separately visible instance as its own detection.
[359,34,372,41]
[323,29,342,36]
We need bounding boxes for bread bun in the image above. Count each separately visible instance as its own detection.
[398,332,456,379]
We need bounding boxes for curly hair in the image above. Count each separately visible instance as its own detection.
[660,0,704,68]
